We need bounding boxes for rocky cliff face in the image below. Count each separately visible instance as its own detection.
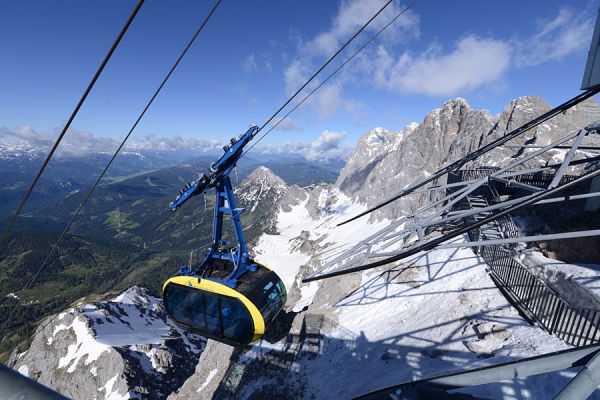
[236,166,287,213]
[477,96,600,168]
[336,96,600,220]
[10,287,204,400]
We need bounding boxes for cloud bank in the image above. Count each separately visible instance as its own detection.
[255,130,351,162]
[0,125,350,162]
[0,125,222,157]
[372,36,512,97]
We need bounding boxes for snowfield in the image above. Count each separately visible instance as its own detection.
[249,187,598,399]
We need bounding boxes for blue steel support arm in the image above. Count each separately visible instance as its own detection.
[168,125,259,288]
[169,125,258,212]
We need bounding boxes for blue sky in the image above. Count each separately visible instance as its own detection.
[0,0,597,160]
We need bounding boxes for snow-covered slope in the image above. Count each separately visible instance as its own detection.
[11,287,204,400]
[235,166,308,237]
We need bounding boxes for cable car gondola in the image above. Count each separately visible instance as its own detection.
[162,126,287,345]
[163,259,286,345]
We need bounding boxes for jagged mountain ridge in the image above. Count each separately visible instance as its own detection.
[337,96,600,220]
[236,166,308,239]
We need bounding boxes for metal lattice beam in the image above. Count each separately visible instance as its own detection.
[305,121,600,282]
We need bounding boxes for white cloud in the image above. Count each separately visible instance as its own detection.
[0,125,117,157]
[372,35,512,97]
[514,8,594,67]
[257,130,351,161]
[368,7,593,97]
[312,82,364,122]
[282,0,420,116]
[306,0,420,59]
[242,54,258,72]
[0,126,223,156]
[314,84,343,120]
[0,125,53,148]
[126,134,222,153]
[271,117,301,131]
[281,2,595,107]
[242,52,274,74]
[283,59,310,94]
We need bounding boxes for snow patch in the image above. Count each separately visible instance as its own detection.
[48,322,70,345]
[292,282,320,312]
[254,198,313,290]
[17,365,29,377]
[58,317,111,373]
[99,374,130,400]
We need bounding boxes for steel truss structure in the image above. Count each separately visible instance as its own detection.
[305,10,600,398]
[304,117,600,283]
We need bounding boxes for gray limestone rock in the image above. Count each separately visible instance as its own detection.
[335,96,600,221]
[336,99,495,220]
[168,339,239,400]
[237,166,308,237]
[10,287,204,400]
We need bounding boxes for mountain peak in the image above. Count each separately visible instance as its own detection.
[236,166,288,215]
[401,122,420,136]
[243,166,287,188]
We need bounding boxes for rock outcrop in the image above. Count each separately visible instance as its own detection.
[168,340,240,400]
[236,166,307,237]
[10,287,204,400]
[336,96,600,220]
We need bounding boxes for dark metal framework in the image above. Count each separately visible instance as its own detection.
[305,119,600,283]
[306,11,600,399]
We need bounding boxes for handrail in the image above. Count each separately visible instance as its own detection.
[454,170,600,346]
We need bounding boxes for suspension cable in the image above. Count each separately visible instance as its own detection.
[256,0,396,134]
[244,0,418,156]
[2,0,145,238]
[0,0,222,338]
[304,166,600,282]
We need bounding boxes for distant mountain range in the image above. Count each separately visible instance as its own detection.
[0,146,343,221]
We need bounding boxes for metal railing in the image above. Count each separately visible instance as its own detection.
[189,248,204,268]
[480,245,600,346]
[450,168,600,346]
[450,169,584,190]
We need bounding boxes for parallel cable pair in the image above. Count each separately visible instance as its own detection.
[244,0,418,156]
